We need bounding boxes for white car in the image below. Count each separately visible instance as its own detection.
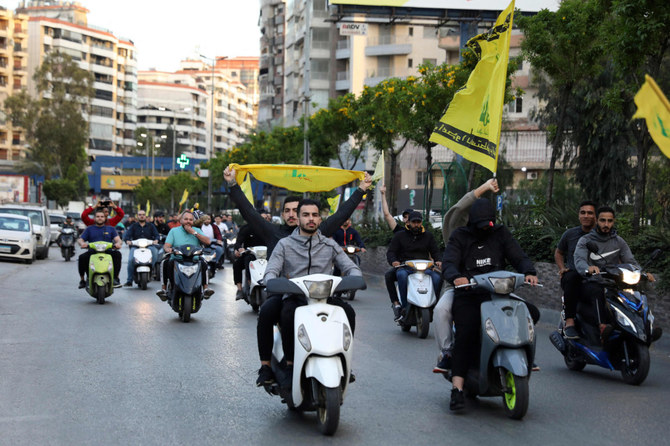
[0,213,37,264]
[0,204,51,259]
[48,212,67,245]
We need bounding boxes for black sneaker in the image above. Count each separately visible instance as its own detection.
[256,364,275,387]
[235,289,245,301]
[392,305,403,321]
[450,388,465,411]
[433,353,452,374]
[156,289,168,301]
[113,278,122,288]
[563,325,579,340]
[203,288,215,299]
[124,281,133,287]
[78,279,86,289]
[349,371,356,383]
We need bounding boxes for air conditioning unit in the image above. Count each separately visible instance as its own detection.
[526,171,538,180]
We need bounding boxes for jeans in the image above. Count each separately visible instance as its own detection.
[395,266,442,308]
[126,245,158,282]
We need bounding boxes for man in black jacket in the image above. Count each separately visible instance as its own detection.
[223,166,372,387]
[386,211,442,317]
[233,209,270,300]
[441,198,538,411]
[123,209,160,286]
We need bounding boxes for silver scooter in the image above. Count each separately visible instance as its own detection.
[448,270,537,419]
[396,260,438,338]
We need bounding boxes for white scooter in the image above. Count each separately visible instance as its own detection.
[396,260,438,338]
[264,274,366,436]
[130,238,155,290]
[241,245,268,312]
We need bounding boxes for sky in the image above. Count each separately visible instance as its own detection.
[4,0,262,71]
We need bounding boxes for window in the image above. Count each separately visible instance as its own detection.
[12,132,21,145]
[95,89,113,101]
[508,96,523,113]
[422,58,437,66]
[408,58,413,68]
[409,27,413,37]
[423,26,435,38]
[416,170,426,186]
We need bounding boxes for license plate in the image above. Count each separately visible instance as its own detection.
[0,245,11,253]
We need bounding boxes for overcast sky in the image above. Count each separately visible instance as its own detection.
[4,0,262,71]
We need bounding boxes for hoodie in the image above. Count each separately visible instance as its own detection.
[264,228,362,282]
[573,228,638,276]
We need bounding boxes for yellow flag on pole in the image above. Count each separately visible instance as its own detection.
[241,173,255,205]
[229,164,365,193]
[179,189,189,206]
[146,200,150,215]
[327,194,341,216]
[429,0,515,173]
[370,151,385,186]
[633,74,670,158]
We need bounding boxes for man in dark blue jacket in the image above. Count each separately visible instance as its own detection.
[123,209,159,286]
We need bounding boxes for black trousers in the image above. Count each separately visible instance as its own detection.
[280,295,355,362]
[257,295,283,362]
[233,252,254,285]
[561,270,585,320]
[78,249,121,280]
[385,267,399,304]
[580,280,609,325]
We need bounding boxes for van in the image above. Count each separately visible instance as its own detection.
[0,204,51,259]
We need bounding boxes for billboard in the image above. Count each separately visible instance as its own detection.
[100,175,165,191]
[0,175,29,203]
[329,0,559,13]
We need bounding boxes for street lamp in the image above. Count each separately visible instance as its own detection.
[159,106,191,211]
[200,53,216,213]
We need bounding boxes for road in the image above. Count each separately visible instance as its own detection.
[1,245,669,445]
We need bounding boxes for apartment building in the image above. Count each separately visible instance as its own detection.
[0,6,28,168]
[20,1,138,157]
[215,56,260,122]
[258,0,285,128]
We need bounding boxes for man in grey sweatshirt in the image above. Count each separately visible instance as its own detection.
[259,198,362,387]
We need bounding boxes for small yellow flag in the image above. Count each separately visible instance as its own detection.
[230,163,365,193]
[429,0,515,173]
[633,74,670,159]
[241,173,255,205]
[146,200,151,215]
[370,151,385,187]
[179,189,189,206]
[327,194,341,216]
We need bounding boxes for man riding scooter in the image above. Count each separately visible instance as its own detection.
[123,209,159,287]
[77,209,123,288]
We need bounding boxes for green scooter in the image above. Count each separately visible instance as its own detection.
[86,241,115,304]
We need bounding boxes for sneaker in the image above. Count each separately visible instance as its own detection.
[532,363,540,372]
[433,353,452,374]
[203,288,215,299]
[349,371,356,383]
[78,279,86,289]
[450,388,465,411]
[392,304,403,321]
[113,278,122,288]
[563,325,579,340]
[124,281,133,287]
[256,364,275,387]
[156,289,168,301]
[235,289,245,301]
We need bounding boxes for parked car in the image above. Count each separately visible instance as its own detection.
[0,213,37,264]
[48,212,67,245]
[0,204,51,259]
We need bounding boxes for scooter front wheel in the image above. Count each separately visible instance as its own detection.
[96,284,106,305]
[139,272,148,290]
[181,295,192,322]
[416,308,430,339]
[564,352,586,371]
[316,385,341,436]
[502,370,529,420]
[620,341,650,385]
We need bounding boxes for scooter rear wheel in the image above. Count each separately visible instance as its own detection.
[564,353,586,371]
[316,385,341,436]
[139,272,148,290]
[502,371,529,420]
[416,308,430,339]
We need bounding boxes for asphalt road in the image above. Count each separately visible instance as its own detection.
[1,245,669,445]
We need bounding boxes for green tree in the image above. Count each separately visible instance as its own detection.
[42,179,78,208]
[3,51,94,179]
[308,93,361,169]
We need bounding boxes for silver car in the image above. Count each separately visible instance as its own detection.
[0,213,37,264]
[0,204,51,259]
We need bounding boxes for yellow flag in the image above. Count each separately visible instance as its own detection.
[370,151,384,187]
[146,200,150,215]
[633,74,670,158]
[179,189,189,206]
[327,194,341,216]
[230,163,365,193]
[429,0,515,173]
[241,173,255,205]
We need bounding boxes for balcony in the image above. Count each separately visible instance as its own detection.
[364,68,395,87]
[336,71,350,91]
[365,35,412,57]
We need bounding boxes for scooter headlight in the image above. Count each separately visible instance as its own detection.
[304,279,332,300]
[345,246,356,254]
[612,305,637,333]
[253,247,267,260]
[620,268,641,285]
[178,263,198,277]
[297,324,312,352]
[488,276,516,294]
[343,324,352,351]
[485,318,500,344]
[407,260,431,271]
[202,253,216,262]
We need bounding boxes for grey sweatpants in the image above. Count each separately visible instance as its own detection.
[433,286,454,353]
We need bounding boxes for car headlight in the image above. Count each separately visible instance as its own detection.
[620,268,641,285]
[304,279,332,299]
[343,324,352,351]
[485,318,500,343]
[612,305,636,333]
[488,276,516,294]
[177,263,198,277]
[23,238,32,243]
[297,324,312,352]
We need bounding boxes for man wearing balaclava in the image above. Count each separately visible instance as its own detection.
[441,198,538,412]
[386,211,442,315]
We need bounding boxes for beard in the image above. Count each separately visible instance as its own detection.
[300,223,317,234]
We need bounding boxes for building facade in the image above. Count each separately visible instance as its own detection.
[258,0,285,128]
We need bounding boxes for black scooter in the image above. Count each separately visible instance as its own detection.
[167,244,205,322]
[58,227,76,261]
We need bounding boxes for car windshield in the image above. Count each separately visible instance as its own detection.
[1,208,43,226]
[66,212,81,220]
[0,216,31,232]
[51,215,66,225]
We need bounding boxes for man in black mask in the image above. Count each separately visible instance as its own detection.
[386,211,442,315]
[441,198,538,411]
